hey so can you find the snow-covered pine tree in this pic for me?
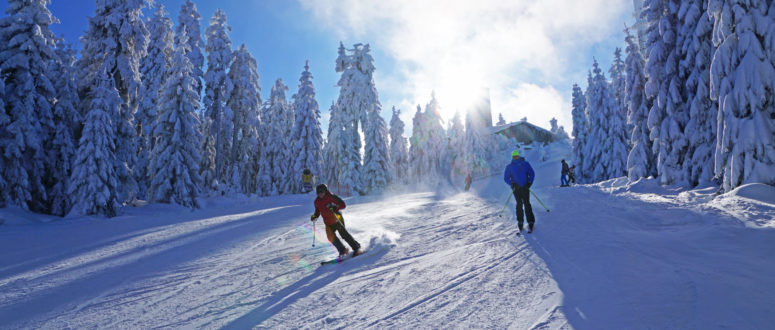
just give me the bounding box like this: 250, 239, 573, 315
291, 61, 323, 194
69, 68, 121, 217
447, 110, 467, 178
609, 47, 629, 136
497, 113, 506, 126
255, 100, 275, 195
266, 79, 293, 194
550, 118, 559, 133
409, 105, 427, 179
175, 0, 204, 100
644, 0, 690, 186
389, 107, 409, 184
0, 75, 8, 206
464, 110, 490, 178
361, 103, 392, 193
679, 0, 716, 187
708, 0, 775, 190
322, 102, 344, 189
0, 0, 59, 211
624, 28, 655, 182
148, 30, 202, 208
423, 92, 447, 179
333, 43, 383, 194
78, 0, 149, 203
570, 83, 587, 181
584, 59, 629, 182
203, 9, 234, 191
137, 4, 174, 200
47, 39, 81, 216
227, 45, 261, 194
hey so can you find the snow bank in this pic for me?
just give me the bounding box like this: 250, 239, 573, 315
724, 183, 775, 205
0, 206, 61, 226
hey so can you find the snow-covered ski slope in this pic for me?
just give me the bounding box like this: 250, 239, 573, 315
1, 143, 774, 329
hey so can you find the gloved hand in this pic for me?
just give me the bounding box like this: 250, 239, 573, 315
328, 206, 338, 213
525, 182, 532, 189
311, 214, 318, 221
511, 183, 519, 191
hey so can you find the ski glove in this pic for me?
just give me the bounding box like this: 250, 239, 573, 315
511, 183, 519, 191
311, 214, 318, 221
525, 182, 532, 189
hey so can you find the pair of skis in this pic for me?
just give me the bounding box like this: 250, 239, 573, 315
320, 250, 364, 266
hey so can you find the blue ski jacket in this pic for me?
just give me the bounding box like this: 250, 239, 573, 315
504, 158, 535, 188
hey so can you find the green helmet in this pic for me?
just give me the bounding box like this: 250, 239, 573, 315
511, 150, 520, 157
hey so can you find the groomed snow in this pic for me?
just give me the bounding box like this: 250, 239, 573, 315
1, 144, 774, 329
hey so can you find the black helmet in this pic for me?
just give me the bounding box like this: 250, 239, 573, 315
303, 168, 311, 175
316, 184, 328, 194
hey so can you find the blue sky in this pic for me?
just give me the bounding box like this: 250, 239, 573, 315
1, 0, 636, 133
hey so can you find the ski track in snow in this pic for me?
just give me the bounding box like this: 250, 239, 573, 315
0, 147, 773, 329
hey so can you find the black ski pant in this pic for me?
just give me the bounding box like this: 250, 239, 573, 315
326, 218, 360, 254
513, 187, 535, 229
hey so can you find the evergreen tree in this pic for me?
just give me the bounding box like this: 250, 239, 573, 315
78, 0, 149, 202
255, 100, 275, 195
464, 111, 490, 178
0, 0, 58, 211
291, 61, 323, 193
709, 0, 775, 190
227, 45, 261, 194
389, 107, 409, 184
570, 83, 587, 179
447, 110, 467, 177
362, 104, 392, 193
585, 59, 629, 182
0, 75, 8, 206
680, 0, 716, 187
47, 39, 81, 215
496, 113, 506, 126
332, 43, 383, 194
409, 105, 427, 179
609, 47, 628, 135
69, 69, 121, 217
422, 92, 447, 179
322, 101, 346, 190
624, 28, 655, 181
644, 0, 690, 186
203, 9, 233, 189
266, 79, 293, 194
148, 31, 202, 208
137, 4, 174, 199
175, 0, 204, 100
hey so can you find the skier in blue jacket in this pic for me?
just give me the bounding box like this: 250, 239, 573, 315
504, 150, 536, 233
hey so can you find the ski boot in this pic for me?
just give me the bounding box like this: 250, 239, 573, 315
338, 248, 350, 259
528, 224, 534, 234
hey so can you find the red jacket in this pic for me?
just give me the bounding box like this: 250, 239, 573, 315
313, 193, 346, 225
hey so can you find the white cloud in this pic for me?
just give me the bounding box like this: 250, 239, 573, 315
299, 0, 629, 130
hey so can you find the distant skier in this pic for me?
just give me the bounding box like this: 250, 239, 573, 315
568, 165, 576, 184
504, 150, 536, 233
561, 159, 570, 187
310, 184, 361, 258
465, 173, 473, 191
301, 169, 314, 193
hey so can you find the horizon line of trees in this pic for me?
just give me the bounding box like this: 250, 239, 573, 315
572, 0, 774, 192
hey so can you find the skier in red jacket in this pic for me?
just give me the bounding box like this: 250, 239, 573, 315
311, 184, 361, 258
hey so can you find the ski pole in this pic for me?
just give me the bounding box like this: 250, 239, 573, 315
312, 219, 317, 247
498, 189, 516, 218
529, 189, 550, 212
